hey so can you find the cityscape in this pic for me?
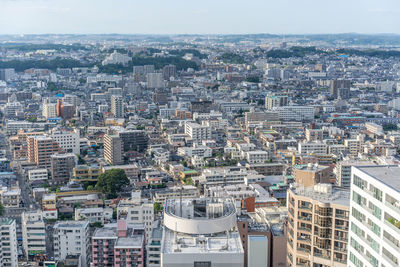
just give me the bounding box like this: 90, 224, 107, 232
1, 1, 400, 267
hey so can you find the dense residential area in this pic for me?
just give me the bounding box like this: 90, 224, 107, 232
0, 34, 400, 267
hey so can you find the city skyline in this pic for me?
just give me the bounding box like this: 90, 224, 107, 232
0, 0, 399, 34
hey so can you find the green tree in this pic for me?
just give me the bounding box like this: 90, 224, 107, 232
0, 203, 4, 216
95, 169, 129, 198
154, 202, 162, 213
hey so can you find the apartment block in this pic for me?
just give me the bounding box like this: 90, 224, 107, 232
287, 184, 349, 267
104, 134, 123, 165
184, 122, 211, 145
0, 218, 18, 267
53, 221, 90, 266
50, 153, 76, 185
92, 221, 145, 267
27, 136, 60, 168
348, 166, 400, 267
21, 210, 46, 260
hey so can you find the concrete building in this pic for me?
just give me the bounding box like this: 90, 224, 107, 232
28, 169, 48, 183
50, 129, 80, 155
27, 136, 60, 168
274, 106, 315, 121
104, 134, 123, 165
287, 184, 349, 267
294, 164, 331, 187
111, 95, 124, 118
330, 80, 351, 99
162, 64, 176, 80
161, 198, 244, 267
53, 221, 90, 266
118, 130, 148, 152
42, 101, 57, 119
265, 95, 288, 110
21, 210, 46, 260
50, 153, 76, 185
92, 221, 145, 267
184, 122, 211, 145
0, 218, 18, 267
147, 72, 164, 89
348, 166, 400, 267
305, 129, 323, 142
117, 193, 154, 241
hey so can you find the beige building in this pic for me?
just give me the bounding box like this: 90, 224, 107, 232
104, 134, 123, 165
294, 164, 332, 187
27, 136, 60, 168
287, 184, 350, 267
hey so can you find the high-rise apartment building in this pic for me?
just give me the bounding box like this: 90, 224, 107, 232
111, 95, 124, 118
0, 218, 18, 267
50, 153, 76, 185
50, 128, 80, 155
147, 73, 164, 89
21, 210, 46, 260
53, 221, 90, 266
118, 130, 148, 152
117, 192, 154, 241
42, 101, 57, 119
265, 95, 288, 110
104, 134, 123, 165
162, 64, 176, 80
184, 122, 211, 145
287, 184, 350, 267
330, 80, 351, 99
348, 165, 400, 267
92, 220, 145, 267
27, 136, 60, 168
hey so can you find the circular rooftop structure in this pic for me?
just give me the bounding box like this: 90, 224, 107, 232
164, 198, 237, 235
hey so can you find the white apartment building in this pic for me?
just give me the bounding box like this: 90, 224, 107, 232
53, 221, 90, 266
21, 210, 46, 259
274, 106, 315, 121
28, 169, 48, 182
349, 165, 400, 267
345, 138, 363, 156
177, 145, 212, 158
1, 188, 21, 208
200, 166, 258, 186
50, 129, 80, 155
75, 207, 113, 224
298, 142, 328, 155
184, 122, 211, 145
42, 102, 57, 119
0, 218, 18, 267
117, 193, 154, 241
244, 150, 270, 164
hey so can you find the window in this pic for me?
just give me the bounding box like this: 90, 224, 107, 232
353, 175, 367, 190
194, 262, 211, 267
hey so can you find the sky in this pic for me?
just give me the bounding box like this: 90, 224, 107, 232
0, 0, 400, 35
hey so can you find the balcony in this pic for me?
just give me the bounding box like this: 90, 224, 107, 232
334, 235, 348, 242
298, 216, 312, 222
385, 201, 400, 215
298, 227, 311, 233
297, 247, 311, 254
314, 252, 330, 260
385, 219, 400, 235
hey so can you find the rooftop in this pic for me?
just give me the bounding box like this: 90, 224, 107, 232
355, 165, 400, 192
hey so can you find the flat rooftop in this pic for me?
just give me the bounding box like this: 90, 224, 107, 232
356, 165, 400, 192
162, 227, 243, 254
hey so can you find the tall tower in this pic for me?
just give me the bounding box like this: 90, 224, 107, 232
111, 95, 123, 118
104, 134, 123, 165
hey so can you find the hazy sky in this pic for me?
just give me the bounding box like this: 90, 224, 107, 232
0, 0, 400, 34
